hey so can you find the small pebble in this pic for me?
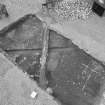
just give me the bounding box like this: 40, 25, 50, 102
30, 91, 38, 99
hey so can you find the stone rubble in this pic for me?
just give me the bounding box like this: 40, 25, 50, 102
51, 0, 94, 22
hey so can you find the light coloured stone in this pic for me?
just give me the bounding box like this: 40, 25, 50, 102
30, 91, 38, 99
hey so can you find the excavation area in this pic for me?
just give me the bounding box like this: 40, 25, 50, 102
0, 14, 105, 105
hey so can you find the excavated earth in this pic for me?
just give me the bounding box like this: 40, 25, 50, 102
0, 14, 105, 105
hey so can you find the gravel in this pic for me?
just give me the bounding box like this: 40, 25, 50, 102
49, 0, 94, 22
